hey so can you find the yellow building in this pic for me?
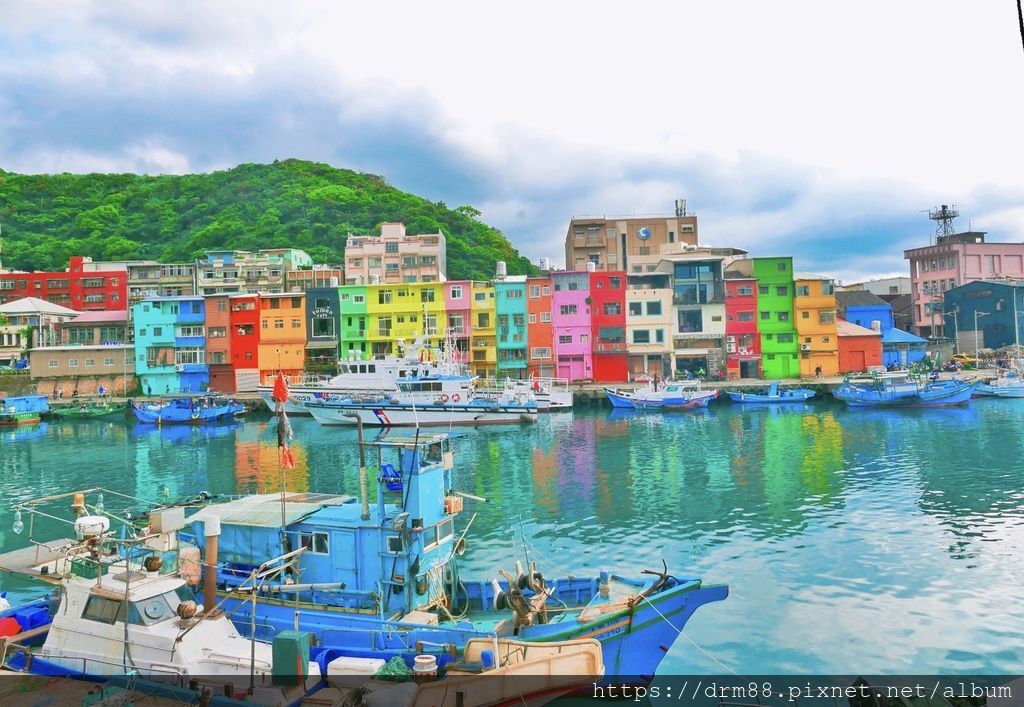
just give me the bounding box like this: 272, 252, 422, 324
365, 282, 446, 357
257, 293, 307, 383
794, 275, 838, 377
469, 281, 497, 378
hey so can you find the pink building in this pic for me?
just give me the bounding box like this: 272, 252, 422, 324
444, 280, 472, 361
904, 231, 1024, 336
344, 222, 447, 284
551, 271, 593, 381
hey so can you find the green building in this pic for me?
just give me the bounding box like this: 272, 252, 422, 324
494, 277, 529, 379
752, 257, 799, 379
337, 285, 368, 361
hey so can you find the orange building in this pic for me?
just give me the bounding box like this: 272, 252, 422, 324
205, 294, 235, 392
257, 293, 307, 384
836, 319, 883, 373
526, 277, 554, 378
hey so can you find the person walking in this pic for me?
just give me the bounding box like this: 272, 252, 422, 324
815, 365, 823, 379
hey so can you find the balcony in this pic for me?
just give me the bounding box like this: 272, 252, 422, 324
594, 342, 627, 353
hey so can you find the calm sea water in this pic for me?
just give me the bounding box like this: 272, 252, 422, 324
1, 400, 1022, 675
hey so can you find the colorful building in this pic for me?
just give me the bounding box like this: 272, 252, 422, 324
0, 256, 127, 310
257, 293, 306, 384
495, 276, 529, 379
228, 294, 260, 391
365, 282, 445, 358
195, 249, 312, 296
338, 285, 368, 361
794, 275, 838, 377
665, 253, 729, 376
753, 257, 799, 379
526, 277, 554, 378
589, 271, 628, 382
836, 319, 883, 373
724, 264, 760, 379
469, 282, 497, 378
625, 272, 673, 378
205, 295, 234, 392
444, 280, 472, 362
564, 209, 699, 273
344, 222, 447, 284
551, 272, 593, 381
942, 279, 1024, 352
132, 296, 207, 394
306, 287, 340, 369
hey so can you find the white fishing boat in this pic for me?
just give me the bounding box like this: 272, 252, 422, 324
974, 369, 1024, 398
605, 379, 718, 409
0, 492, 320, 705
304, 388, 539, 427
476, 377, 574, 411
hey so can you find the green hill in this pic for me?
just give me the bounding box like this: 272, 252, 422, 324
0, 159, 536, 280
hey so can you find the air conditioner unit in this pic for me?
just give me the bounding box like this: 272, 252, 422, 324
800, 344, 811, 351
738, 346, 750, 355
174, 363, 186, 372
726, 343, 736, 353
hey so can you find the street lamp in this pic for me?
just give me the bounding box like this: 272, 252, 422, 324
974, 311, 989, 363
944, 306, 959, 355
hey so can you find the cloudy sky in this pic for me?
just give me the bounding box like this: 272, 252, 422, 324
2, 1, 1023, 281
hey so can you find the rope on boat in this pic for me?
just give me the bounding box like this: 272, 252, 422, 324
638, 595, 738, 676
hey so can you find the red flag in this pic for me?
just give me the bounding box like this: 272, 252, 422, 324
280, 444, 296, 470
272, 372, 290, 403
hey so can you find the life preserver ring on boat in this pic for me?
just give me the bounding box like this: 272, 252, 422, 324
440, 394, 450, 403
452, 393, 461, 402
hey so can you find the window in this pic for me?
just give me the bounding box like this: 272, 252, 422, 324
802, 311, 810, 319
542, 286, 551, 296
83, 595, 125, 625
598, 326, 625, 342
759, 286, 769, 295
777, 333, 794, 343
274, 319, 284, 329
528, 285, 540, 299
776, 286, 788, 296
760, 311, 770, 320
822, 336, 831, 343
711, 315, 722, 322
796, 285, 810, 297
559, 304, 578, 316
737, 286, 753, 296
610, 277, 622, 289
450, 285, 463, 299
646, 301, 662, 315
632, 330, 650, 344
177, 325, 204, 337
568, 282, 579, 291
104, 357, 114, 366
421, 289, 436, 303
291, 318, 302, 328
628, 302, 642, 316
174, 348, 205, 365
656, 329, 664, 343
580, 334, 588, 343
297, 532, 329, 554
84, 358, 95, 367
68, 359, 79, 368
378, 291, 392, 305
208, 326, 227, 338
477, 313, 489, 328
777, 311, 790, 321
678, 310, 702, 332
558, 335, 572, 344
531, 347, 551, 360
153, 327, 162, 337
540, 312, 551, 323
777, 262, 787, 271
513, 314, 525, 327
504, 289, 523, 299
313, 318, 335, 337
738, 311, 754, 322
354, 295, 365, 304
819, 311, 835, 324
474, 292, 486, 301
217, 299, 228, 311
385, 242, 399, 253
191, 303, 200, 314
48, 359, 58, 368
603, 302, 621, 316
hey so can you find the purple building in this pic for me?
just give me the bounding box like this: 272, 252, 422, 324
551, 271, 593, 381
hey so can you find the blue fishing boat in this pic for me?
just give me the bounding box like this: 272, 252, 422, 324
131, 394, 245, 424
974, 369, 1024, 398
0, 395, 50, 426
833, 372, 976, 408
171, 431, 727, 681
727, 381, 815, 404
604, 380, 717, 409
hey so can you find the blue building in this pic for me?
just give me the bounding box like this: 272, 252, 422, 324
837, 290, 926, 366
943, 280, 1024, 352
132, 296, 209, 394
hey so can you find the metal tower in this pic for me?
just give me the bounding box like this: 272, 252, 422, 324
928, 204, 959, 242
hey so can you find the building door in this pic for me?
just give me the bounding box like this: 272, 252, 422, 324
848, 351, 865, 372
740, 359, 759, 378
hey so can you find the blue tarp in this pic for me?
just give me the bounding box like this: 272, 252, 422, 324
881, 328, 927, 344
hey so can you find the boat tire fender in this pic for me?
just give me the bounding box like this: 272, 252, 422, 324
452, 393, 460, 402
440, 394, 449, 403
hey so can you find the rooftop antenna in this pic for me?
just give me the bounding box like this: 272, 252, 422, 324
675, 199, 688, 217
928, 204, 959, 244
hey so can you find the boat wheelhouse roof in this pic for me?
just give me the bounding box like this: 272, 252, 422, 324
188, 492, 355, 528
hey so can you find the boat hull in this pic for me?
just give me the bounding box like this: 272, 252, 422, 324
974, 383, 1024, 398
130, 402, 245, 424
306, 401, 538, 426
726, 389, 815, 403
258, 386, 329, 414
605, 387, 717, 410
834, 381, 976, 407
0, 412, 42, 426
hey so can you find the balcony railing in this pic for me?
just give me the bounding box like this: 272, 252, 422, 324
594, 342, 627, 353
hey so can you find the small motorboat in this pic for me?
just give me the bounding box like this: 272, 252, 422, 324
833, 372, 976, 408
974, 369, 1024, 398
50, 401, 125, 419
727, 381, 815, 404
604, 379, 717, 409
0, 395, 49, 426
131, 394, 246, 424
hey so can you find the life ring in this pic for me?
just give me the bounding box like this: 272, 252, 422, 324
440, 394, 450, 403
452, 393, 460, 402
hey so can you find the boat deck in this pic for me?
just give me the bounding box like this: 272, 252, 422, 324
0, 539, 77, 580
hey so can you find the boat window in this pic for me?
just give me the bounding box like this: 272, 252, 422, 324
432, 382, 442, 392
399, 370, 406, 378
368, 365, 375, 373
83, 595, 126, 625
436, 518, 454, 544
387, 535, 403, 553
298, 532, 329, 554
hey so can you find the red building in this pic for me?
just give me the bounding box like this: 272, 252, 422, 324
837, 319, 883, 373
526, 277, 554, 378
589, 270, 628, 382
724, 275, 761, 378
228, 294, 261, 392
0, 256, 127, 311
205, 295, 235, 392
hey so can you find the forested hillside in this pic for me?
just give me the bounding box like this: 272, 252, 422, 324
0, 159, 536, 280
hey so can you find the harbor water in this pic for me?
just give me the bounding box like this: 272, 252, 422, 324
1, 399, 1022, 675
